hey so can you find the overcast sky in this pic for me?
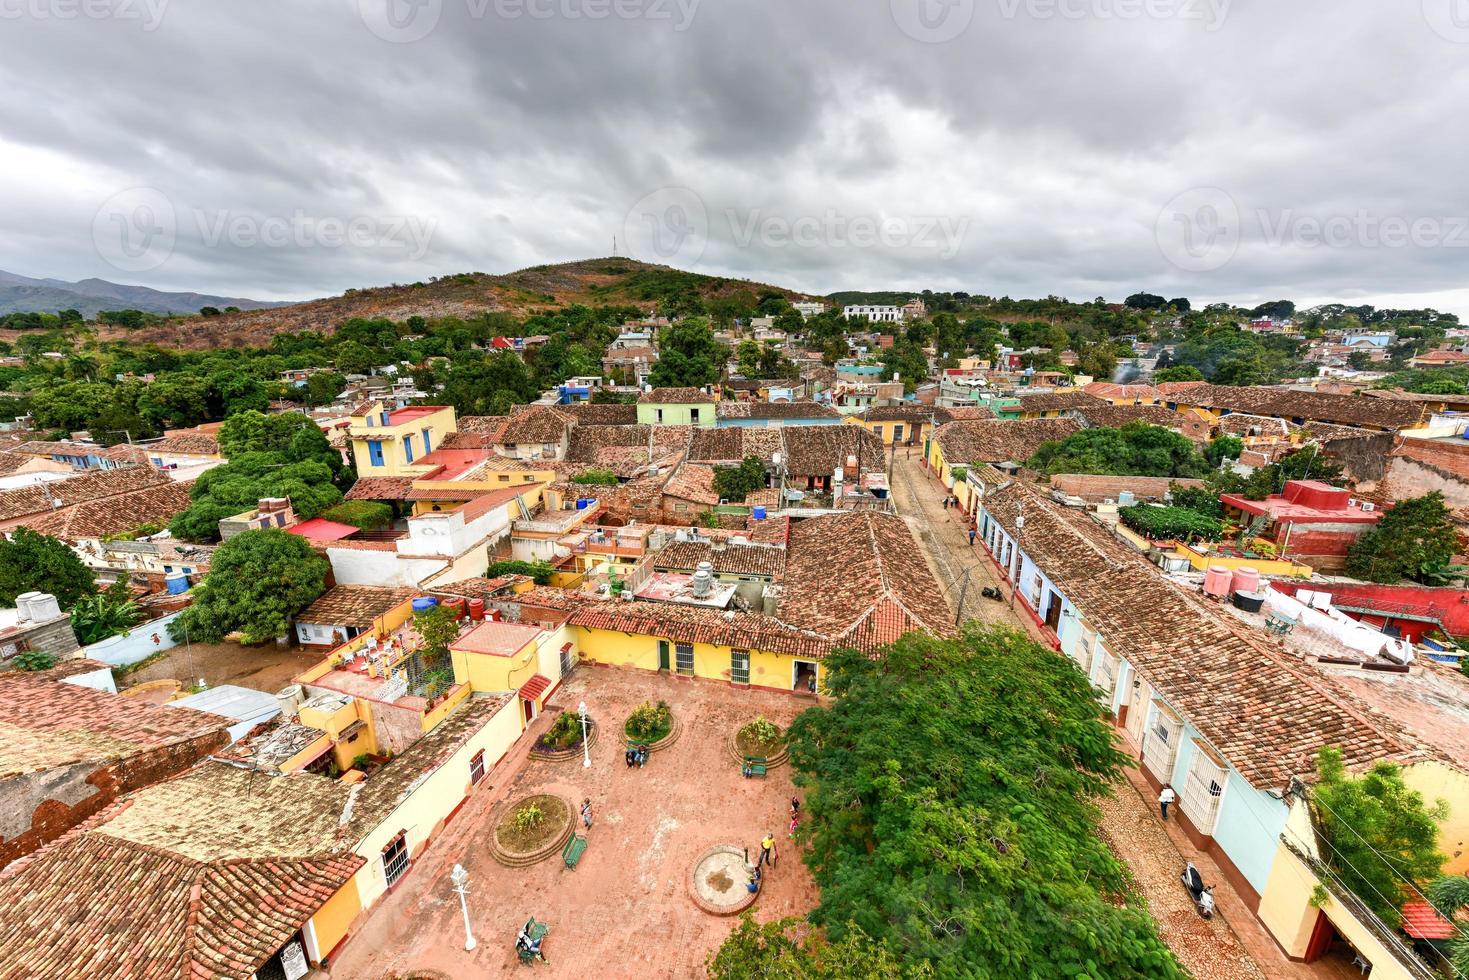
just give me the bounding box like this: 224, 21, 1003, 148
3, 0, 1468, 314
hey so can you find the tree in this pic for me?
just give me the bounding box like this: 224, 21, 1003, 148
1204, 434, 1243, 467
1346, 351, 1373, 371
570, 469, 619, 486
199, 306, 222, 317
713, 456, 767, 502
0, 527, 97, 609
1027, 423, 1209, 478
1345, 492, 1462, 585
486, 559, 554, 585
1124, 292, 1167, 310
413, 604, 459, 665
784, 626, 1185, 977
70, 589, 144, 646
1313, 747, 1446, 927
169, 529, 328, 644
1152, 365, 1204, 383
320, 501, 393, 530
649, 318, 721, 388
1427, 874, 1469, 978
708, 914, 919, 979
736, 339, 762, 377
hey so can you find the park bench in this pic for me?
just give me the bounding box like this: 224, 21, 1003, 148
562, 833, 588, 870
516, 917, 549, 966
742, 756, 768, 778
627, 741, 649, 767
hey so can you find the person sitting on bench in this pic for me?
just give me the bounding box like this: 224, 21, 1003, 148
516, 929, 545, 961
625, 747, 637, 768
634, 745, 648, 767
746, 864, 762, 894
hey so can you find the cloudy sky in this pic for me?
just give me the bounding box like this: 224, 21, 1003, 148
3, 0, 1468, 314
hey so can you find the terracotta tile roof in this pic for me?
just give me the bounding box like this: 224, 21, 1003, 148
0, 674, 228, 779
688, 427, 745, 462
1168, 384, 1426, 431
1215, 413, 1294, 437
0, 824, 362, 980
567, 424, 656, 462
12, 440, 102, 457
602, 345, 658, 362
1049, 474, 1206, 503
717, 401, 840, 420
653, 539, 786, 578
0, 450, 32, 475
0, 465, 171, 522
747, 513, 789, 545
933, 405, 995, 423
296, 585, 420, 629
146, 433, 221, 456
521, 587, 835, 658
429, 575, 530, 600
855, 404, 934, 423
455, 415, 508, 434
18, 479, 195, 540
1155, 381, 1208, 396
493, 405, 574, 444
562, 403, 638, 425
343, 476, 415, 500
1074, 405, 1186, 429
347, 694, 514, 835
638, 387, 713, 404
1015, 390, 1105, 413
100, 443, 154, 464
1082, 382, 1161, 401
981, 479, 1428, 789
778, 425, 884, 478
661, 461, 720, 504
933, 418, 1082, 465
778, 512, 953, 651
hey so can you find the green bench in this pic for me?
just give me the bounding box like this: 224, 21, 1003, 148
1265, 615, 1295, 636
742, 756, 768, 778
516, 917, 549, 965
562, 833, 588, 870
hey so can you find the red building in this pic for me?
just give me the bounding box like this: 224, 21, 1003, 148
1220, 480, 1383, 571
1269, 581, 1469, 645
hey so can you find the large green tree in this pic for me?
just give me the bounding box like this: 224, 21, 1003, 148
1345, 492, 1463, 585
782, 626, 1184, 978
170, 529, 328, 644
0, 527, 97, 609
1027, 423, 1208, 478
1313, 748, 1446, 928
707, 914, 919, 980
649, 318, 722, 388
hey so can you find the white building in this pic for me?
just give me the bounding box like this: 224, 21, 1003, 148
793, 301, 826, 319
843, 305, 903, 322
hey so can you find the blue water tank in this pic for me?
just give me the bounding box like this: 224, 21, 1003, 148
164, 571, 189, 595
752, 506, 767, 520
411, 597, 439, 613
576, 498, 590, 510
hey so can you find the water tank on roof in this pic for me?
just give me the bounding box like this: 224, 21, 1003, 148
1203, 566, 1233, 597
691, 568, 714, 598
1231, 567, 1260, 595
576, 498, 590, 510
468, 598, 486, 621
441, 597, 466, 620
752, 506, 767, 520
412, 597, 439, 614
1117, 491, 1135, 506
164, 571, 190, 595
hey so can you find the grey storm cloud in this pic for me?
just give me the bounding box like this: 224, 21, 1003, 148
2, 0, 1468, 313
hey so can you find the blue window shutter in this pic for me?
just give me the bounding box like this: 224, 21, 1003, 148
422, 427, 432, 455
405, 439, 414, 464
368, 440, 384, 466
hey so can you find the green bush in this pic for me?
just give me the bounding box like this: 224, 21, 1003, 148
485, 558, 554, 585
713, 456, 767, 502
539, 710, 585, 749
12, 650, 57, 672
513, 801, 545, 832
321, 500, 393, 530
738, 716, 782, 746
626, 700, 672, 742
571, 469, 619, 486
1120, 504, 1222, 542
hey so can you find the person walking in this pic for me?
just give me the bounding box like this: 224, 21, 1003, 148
968, 526, 977, 547
1158, 784, 1176, 822
581, 798, 593, 831
759, 832, 776, 867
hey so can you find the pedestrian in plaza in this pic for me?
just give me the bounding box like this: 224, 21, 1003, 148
759, 832, 776, 867
968, 527, 977, 547
1159, 784, 1176, 822
581, 798, 593, 830
790, 796, 800, 818
788, 810, 799, 837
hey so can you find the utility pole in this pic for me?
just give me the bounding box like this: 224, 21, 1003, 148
1009, 503, 1025, 609
954, 565, 974, 628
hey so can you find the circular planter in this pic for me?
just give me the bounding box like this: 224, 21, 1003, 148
488, 794, 574, 868
689, 844, 760, 916
621, 713, 681, 753
726, 729, 789, 770
530, 717, 599, 763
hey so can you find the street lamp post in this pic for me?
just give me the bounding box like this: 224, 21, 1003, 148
578, 701, 591, 768
450, 863, 476, 951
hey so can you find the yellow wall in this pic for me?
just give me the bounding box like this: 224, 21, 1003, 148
348, 404, 458, 478
1404, 760, 1469, 875
572, 624, 812, 691
845, 416, 931, 446
279, 731, 335, 773
419, 682, 472, 733
350, 695, 522, 909
1171, 544, 1314, 578
308, 878, 363, 965
451, 636, 540, 694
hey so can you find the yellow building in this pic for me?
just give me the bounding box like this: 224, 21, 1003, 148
449, 618, 576, 725
845, 405, 933, 447
347, 401, 458, 477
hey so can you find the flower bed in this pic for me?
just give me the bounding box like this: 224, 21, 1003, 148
489, 794, 573, 868
728, 716, 788, 769
622, 700, 681, 753
531, 712, 597, 762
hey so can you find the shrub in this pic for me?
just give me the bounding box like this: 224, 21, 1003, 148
512, 801, 545, 832
626, 700, 672, 741
485, 558, 554, 585
571, 469, 619, 486
12, 650, 57, 672
1120, 504, 1222, 542
321, 500, 393, 530
713, 456, 767, 502
738, 716, 782, 746
541, 711, 585, 748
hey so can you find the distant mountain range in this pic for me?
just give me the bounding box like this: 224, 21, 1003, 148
0, 270, 292, 317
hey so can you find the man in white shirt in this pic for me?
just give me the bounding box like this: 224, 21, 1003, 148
1159, 785, 1176, 821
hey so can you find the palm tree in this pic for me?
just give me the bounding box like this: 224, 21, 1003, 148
1427, 875, 1469, 976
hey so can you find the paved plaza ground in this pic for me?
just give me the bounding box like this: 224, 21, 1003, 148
327, 667, 818, 979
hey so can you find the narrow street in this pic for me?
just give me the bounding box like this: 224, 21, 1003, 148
889, 446, 1277, 980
